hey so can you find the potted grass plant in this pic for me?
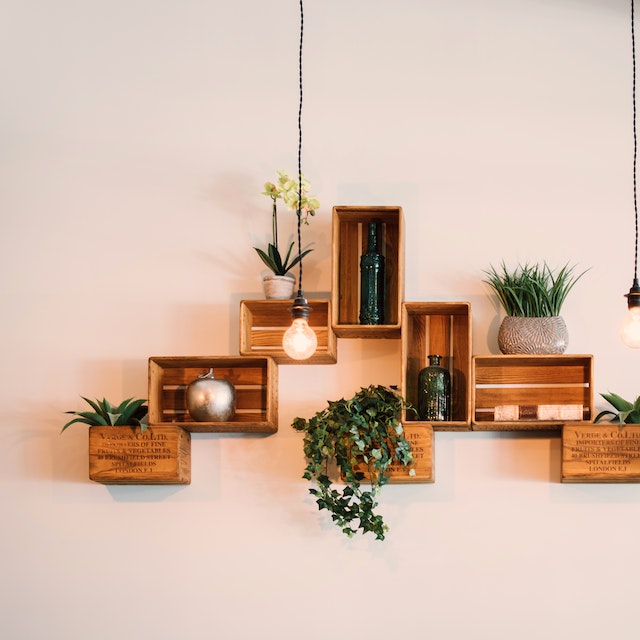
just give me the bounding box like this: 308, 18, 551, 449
482, 261, 588, 354
292, 384, 416, 540
255, 170, 319, 299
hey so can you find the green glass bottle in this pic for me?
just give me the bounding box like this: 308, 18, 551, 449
359, 221, 385, 324
418, 355, 451, 421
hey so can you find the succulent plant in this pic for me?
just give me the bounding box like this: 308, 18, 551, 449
594, 392, 640, 424
62, 396, 148, 433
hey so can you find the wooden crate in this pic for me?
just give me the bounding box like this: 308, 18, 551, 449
386, 424, 434, 483
472, 354, 593, 431
89, 425, 191, 485
401, 302, 472, 431
148, 356, 278, 433
562, 423, 640, 483
239, 299, 337, 364
347, 424, 434, 484
331, 206, 404, 338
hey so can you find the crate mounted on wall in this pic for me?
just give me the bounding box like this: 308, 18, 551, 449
148, 356, 278, 433
471, 354, 594, 431
239, 299, 337, 364
89, 425, 191, 485
331, 206, 404, 338
401, 301, 472, 430
348, 424, 434, 484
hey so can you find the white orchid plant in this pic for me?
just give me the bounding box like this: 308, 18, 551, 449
254, 170, 319, 277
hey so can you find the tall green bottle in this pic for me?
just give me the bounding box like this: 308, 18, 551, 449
359, 222, 385, 324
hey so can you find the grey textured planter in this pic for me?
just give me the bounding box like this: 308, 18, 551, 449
498, 316, 568, 355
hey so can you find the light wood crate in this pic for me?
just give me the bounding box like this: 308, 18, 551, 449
331, 206, 404, 338
148, 356, 278, 433
472, 354, 593, 431
239, 299, 337, 364
347, 424, 434, 484
89, 425, 191, 485
562, 423, 640, 483
401, 301, 472, 431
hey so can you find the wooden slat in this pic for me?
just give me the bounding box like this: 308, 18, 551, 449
474, 386, 590, 408
242, 302, 330, 327
384, 221, 400, 325
160, 411, 266, 424
248, 327, 329, 350
160, 386, 265, 411
337, 220, 359, 325
159, 366, 266, 386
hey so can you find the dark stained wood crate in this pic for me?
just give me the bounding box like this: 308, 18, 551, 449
148, 356, 278, 433
239, 299, 337, 364
401, 302, 472, 430
472, 354, 593, 431
331, 206, 404, 338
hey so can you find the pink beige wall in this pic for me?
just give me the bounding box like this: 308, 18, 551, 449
1, 1, 638, 638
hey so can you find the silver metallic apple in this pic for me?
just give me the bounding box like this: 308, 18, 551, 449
186, 368, 236, 422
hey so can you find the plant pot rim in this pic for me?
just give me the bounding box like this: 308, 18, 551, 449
263, 273, 295, 281
504, 315, 565, 319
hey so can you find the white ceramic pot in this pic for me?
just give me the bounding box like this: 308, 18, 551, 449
262, 274, 296, 300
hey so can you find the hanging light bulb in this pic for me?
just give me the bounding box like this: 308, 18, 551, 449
622, 280, 640, 347
282, 0, 317, 360
622, 0, 640, 348
283, 294, 318, 360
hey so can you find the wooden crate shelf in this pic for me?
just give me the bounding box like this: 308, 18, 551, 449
472, 354, 594, 431
386, 424, 434, 483
89, 425, 191, 485
239, 299, 337, 364
562, 423, 640, 483
331, 206, 404, 338
348, 424, 434, 484
148, 356, 278, 433
401, 302, 472, 430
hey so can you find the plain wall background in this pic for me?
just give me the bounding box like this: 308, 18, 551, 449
2, 1, 639, 638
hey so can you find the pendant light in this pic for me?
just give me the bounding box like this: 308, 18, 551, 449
622, 0, 640, 348
282, 0, 318, 360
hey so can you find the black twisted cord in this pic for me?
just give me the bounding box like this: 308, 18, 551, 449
631, 0, 638, 286
296, 0, 304, 296
633, 0, 639, 283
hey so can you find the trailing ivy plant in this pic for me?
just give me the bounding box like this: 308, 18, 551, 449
594, 392, 640, 424
292, 384, 416, 541
61, 397, 148, 433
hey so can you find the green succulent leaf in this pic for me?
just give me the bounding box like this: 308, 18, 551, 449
594, 392, 640, 424
61, 396, 148, 433
601, 392, 633, 412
